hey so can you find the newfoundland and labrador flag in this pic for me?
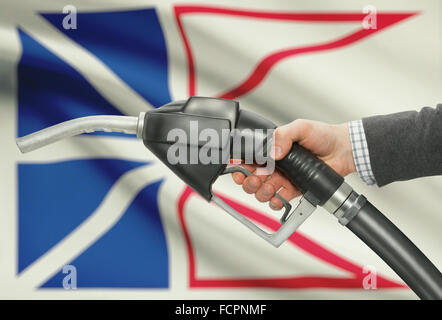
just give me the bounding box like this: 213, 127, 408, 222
0, 0, 441, 299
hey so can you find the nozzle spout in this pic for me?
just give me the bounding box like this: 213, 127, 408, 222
16, 115, 143, 153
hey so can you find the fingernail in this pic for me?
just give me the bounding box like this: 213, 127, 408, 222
270, 144, 278, 159
273, 146, 282, 159
269, 202, 278, 210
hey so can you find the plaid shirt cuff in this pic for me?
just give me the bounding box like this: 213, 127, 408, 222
349, 120, 377, 186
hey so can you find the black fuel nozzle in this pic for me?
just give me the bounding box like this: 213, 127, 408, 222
15, 96, 344, 247
141, 96, 240, 201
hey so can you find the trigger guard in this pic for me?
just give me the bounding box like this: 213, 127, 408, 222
222, 166, 292, 221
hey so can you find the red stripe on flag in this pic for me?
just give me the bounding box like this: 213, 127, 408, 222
177, 186, 405, 289
174, 5, 417, 99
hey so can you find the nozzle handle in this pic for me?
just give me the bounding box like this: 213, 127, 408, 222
236, 109, 344, 207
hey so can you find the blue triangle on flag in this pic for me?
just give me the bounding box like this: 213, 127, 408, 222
17, 29, 132, 137
18, 159, 151, 274
41, 8, 172, 108
40, 179, 168, 288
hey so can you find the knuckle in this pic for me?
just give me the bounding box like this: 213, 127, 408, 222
243, 185, 254, 194
262, 183, 275, 196
255, 192, 267, 203
270, 198, 282, 210
294, 118, 311, 131
232, 173, 243, 184
244, 178, 259, 192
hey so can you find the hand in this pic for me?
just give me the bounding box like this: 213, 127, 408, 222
232, 119, 356, 210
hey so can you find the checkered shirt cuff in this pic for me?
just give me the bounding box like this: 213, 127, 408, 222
349, 120, 377, 186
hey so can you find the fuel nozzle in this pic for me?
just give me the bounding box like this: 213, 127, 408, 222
16, 97, 331, 248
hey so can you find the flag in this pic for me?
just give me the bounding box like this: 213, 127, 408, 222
0, 0, 440, 299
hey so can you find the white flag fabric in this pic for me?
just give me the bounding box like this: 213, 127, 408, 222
0, 0, 440, 299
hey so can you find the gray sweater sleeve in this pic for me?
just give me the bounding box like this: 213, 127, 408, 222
362, 104, 442, 186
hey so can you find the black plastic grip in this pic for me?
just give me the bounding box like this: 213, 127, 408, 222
276, 143, 344, 206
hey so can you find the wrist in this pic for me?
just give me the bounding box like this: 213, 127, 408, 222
348, 120, 377, 186
337, 122, 357, 176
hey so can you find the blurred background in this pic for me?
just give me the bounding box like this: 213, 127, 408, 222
0, 0, 440, 299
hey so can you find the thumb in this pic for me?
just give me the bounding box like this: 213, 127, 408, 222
271, 126, 294, 160
272, 120, 309, 160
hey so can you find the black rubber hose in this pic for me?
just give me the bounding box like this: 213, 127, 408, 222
276, 143, 343, 206
347, 201, 442, 300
